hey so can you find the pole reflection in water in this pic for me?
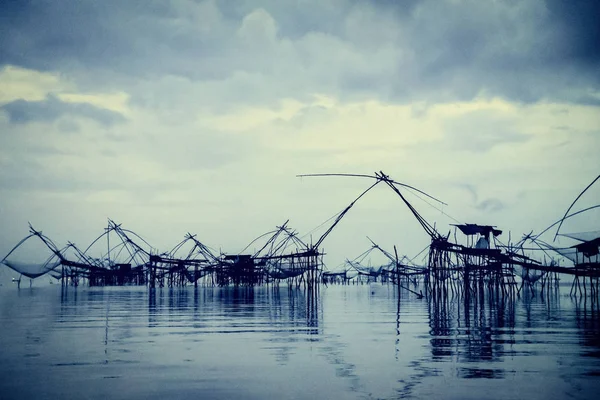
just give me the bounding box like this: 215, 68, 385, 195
0, 284, 599, 400
394, 283, 600, 399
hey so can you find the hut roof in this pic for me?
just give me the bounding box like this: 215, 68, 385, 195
571, 237, 600, 257
452, 224, 502, 237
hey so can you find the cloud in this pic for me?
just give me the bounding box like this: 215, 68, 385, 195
456, 184, 478, 204
0, 65, 70, 103
1, 94, 126, 126
441, 109, 531, 152
279, 104, 334, 129
475, 198, 505, 213
450, 184, 504, 213
544, 0, 600, 66
0, 1, 599, 264
1, 0, 598, 108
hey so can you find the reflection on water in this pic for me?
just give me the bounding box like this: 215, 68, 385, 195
1, 284, 599, 399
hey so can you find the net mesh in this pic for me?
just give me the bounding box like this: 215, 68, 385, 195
559, 230, 600, 243
2, 260, 61, 279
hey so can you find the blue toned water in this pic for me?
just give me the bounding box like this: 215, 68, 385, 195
0, 284, 599, 399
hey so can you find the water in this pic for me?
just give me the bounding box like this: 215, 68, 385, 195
0, 284, 599, 399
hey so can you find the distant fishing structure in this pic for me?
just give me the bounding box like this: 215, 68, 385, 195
1, 220, 324, 289
1, 171, 598, 300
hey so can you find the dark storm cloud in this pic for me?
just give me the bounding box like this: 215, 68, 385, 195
0, 0, 598, 105
0, 0, 122, 71
0, 0, 236, 80
1, 95, 126, 126
544, 0, 600, 65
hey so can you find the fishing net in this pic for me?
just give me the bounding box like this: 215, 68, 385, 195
547, 247, 579, 263
547, 246, 600, 265
354, 265, 383, 276
345, 269, 358, 279
2, 260, 61, 279
265, 261, 307, 279
266, 269, 306, 279
558, 230, 600, 243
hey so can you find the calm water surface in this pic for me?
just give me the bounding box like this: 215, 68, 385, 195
1, 284, 599, 399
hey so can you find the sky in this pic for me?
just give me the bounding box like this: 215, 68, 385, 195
1, 0, 599, 269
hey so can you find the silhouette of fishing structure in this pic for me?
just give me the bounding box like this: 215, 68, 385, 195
2, 172, 598, 299
320, 239, 424, 300
511, 174, 600, 298
217, 220, 323, 288
298, 172, 518, 297
300, 171, 600, 299
1, 220, 326, 289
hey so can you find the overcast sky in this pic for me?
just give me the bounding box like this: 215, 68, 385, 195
1, 0, 599, 268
